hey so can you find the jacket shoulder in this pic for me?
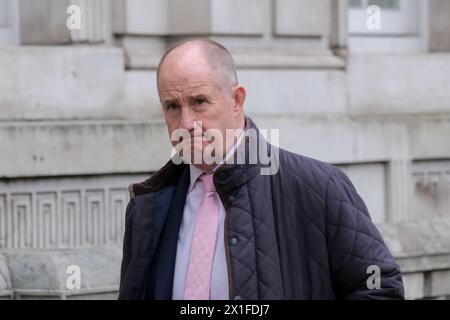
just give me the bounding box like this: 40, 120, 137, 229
277, 148, 345, 198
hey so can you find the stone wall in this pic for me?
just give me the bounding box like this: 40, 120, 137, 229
1, 0, 450, 299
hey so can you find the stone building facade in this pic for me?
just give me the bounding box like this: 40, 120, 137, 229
1, 0, 450, 299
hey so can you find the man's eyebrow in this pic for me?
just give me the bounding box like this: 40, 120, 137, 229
162, 98, 179, 105
187, 94, 209, 101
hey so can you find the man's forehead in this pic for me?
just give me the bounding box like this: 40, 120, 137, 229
159, 67, 217, 85
159, 81, 216, 97
158, 49, 222, 92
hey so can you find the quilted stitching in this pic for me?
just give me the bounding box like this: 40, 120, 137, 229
226, 147, 404, 299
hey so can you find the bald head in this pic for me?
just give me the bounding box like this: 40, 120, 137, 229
157, 39, 238, 93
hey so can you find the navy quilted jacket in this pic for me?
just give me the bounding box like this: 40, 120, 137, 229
118, 117, 404, 300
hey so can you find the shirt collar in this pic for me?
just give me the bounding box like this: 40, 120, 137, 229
188, 130, 245, 192
188, 164, 205, 192
214, 130, 245, 171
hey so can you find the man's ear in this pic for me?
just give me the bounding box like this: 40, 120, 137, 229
232, 85, 246, 117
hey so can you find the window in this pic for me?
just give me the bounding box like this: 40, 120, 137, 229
0, 0, 8, 27
0, 0, 19, 45
348, 0, 425, 52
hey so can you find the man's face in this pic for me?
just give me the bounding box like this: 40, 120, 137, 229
157, 48, 245, 170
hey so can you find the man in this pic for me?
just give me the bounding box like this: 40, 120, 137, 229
118, 39, 404, 300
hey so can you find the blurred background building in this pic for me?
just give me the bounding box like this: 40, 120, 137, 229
1, 0, 450, 299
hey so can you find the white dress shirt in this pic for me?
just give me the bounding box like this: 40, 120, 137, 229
172, 132, 244, 300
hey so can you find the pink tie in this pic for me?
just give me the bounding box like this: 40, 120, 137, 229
184, 173, 220, 300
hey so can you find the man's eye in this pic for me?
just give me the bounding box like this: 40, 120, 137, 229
167, 104, 179, 110
195, 99, 205, 105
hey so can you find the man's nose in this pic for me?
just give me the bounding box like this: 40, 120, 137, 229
178, 107, 197, 132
